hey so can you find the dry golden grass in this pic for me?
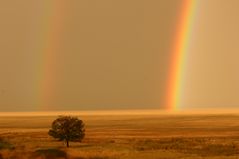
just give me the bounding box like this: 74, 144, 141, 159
0, 114, 239, 158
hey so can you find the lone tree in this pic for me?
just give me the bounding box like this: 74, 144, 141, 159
48, 116, 85, 147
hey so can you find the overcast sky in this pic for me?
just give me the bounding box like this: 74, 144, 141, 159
0, 0, 238, 111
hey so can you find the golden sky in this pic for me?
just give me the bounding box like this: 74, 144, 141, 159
0, 0, 238, 111
182, 0, 239, 109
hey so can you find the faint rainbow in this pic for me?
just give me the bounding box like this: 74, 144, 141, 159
167, 0, 198, 110
38, 1, 65, 110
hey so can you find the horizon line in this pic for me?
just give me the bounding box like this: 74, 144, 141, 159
0, 108, 239, 116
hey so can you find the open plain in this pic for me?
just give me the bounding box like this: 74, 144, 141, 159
0, 113, 239, 159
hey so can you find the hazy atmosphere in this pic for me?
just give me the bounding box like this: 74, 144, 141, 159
0, 0, 238, 111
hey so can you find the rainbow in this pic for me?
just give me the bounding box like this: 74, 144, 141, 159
167, 0, 198, 110
37, 1, 65, 110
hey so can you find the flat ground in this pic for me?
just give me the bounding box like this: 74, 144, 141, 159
0, 114, 239, 159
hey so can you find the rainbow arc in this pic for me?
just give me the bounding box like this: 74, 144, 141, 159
167, 0, 198, 110
37, 1, 65, 110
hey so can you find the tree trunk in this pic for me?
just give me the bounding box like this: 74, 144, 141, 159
66, 140, 69, 148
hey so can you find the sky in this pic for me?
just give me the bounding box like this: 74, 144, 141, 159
0, 0, 238, 111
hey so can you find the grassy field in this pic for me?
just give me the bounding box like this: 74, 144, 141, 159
0, 114, 239, 158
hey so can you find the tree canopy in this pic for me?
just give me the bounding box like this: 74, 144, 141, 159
48, 116, 85, 147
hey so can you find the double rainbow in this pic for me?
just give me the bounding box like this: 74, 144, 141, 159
167, 0, 198, 110
36, 1, 197, 111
